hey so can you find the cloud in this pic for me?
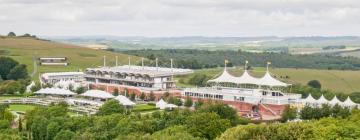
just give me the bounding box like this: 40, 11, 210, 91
0, 0, 359, 36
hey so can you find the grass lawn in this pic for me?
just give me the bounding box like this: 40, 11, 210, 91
133, 104, 158, 112
9, 104, 37, 112
0, 96, 23, 100
177, 67, 360, 94
0, 37, 141, 81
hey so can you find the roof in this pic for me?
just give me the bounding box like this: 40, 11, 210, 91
302, 94, 317, 104
42, 72, 84, 79
329, 96, 342, 105
316, 95, 329, 104
166, 104, 178, 108
81, 90, 115, 99
208, 68, 237, 83
114, 95, 136, 106
86, 65, 193, 77
235, 70, 260, 85
208, 67, 289, 87
343, 97, 357, 107
258, 71, 289, 87
156, 99, 168, 107
34, 88, 76, 96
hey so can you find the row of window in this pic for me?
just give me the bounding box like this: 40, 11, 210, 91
184, 92, 224, 99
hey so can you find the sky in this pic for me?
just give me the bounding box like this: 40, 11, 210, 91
0, 0, 360, 37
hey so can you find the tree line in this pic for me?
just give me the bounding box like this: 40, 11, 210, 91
0, 57, 30, 95
121, 49, 360, 70
0, 100, 248, 140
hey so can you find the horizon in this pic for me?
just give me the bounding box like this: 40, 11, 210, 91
1, 0, 360, 37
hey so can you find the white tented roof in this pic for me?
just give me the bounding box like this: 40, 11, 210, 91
343, 97, 357, 107
34, 88, 76, 96
329, 96, 342, 105
81, 90, 115, 99
114, 95, 136, 106
166, 104, 178, 108
207, 67, 289, 87
208, 68, 237, 83
258, 71, 289, 87
235, 70, 260, 85
156, 99, 168, 109
302, 94, 317, 104
316, 95, 329, 104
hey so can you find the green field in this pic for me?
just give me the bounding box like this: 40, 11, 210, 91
176, 67, 360, 94
133, 104, 158, 112
9, 104, 36, 112
0, 37, 141, 80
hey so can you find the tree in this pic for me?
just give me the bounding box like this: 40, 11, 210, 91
195, 99, 204, 109
113, 88, 119, 96
7, 32, 16, 37
281, 105, 297, 122
198, 102, 243, 126
184, 96, 193, 107
75, 86, 86, 94
0, 120, 10, 130
0, 57, 19, 80
97, 99, 125, 115
18, 117, 22, 132
130, 92, 136, 101
31, 82, 41, 92
54, 130, 75, 140
307, 80, 321, 89
150, 125, 203, 140
349, 92, 360, 103
188, 74, 209, 87
6, 64, 28, 80
163, 92, 170, 99
186, 112, 231, 139
140, 92, 145, 100
149, 91, 156, 101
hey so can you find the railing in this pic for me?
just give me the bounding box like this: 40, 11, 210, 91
0, 97, 99, 114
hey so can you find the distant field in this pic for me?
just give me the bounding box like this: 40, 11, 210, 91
176, 67, 360, 94
0, 37, 141, 80
339, 50, 360, 58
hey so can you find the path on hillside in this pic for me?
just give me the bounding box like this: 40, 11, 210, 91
30, 55, 37, 78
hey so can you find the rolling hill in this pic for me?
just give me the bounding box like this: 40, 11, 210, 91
0, 37, 141, 80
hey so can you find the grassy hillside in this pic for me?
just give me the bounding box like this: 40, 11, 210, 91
0, 37, 141, 80
176, 67, 360, 94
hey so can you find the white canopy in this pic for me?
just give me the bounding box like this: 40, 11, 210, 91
26, 81, 35, 92
208, 68, 237, 83
66, 98, 102, 106
34, 88, 76, 96
329, 96, 342, 106
81, 90, 115, 99
207, 67, 289, 87
156, 99, 168, 109
165, 104, 178, 108
235, 70, 260, 85
302, 94, 317, 104
343, 97, 358, 107
54, 80, 81, 90
258, 71, 289, 87
114, 95, 136, 106
316, 95, 329, 105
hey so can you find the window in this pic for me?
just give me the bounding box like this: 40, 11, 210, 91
234, 96, 244, 101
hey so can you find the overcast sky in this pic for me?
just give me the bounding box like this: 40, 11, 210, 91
0, 0, 360, 37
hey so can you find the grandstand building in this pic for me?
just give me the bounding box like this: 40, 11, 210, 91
182, 61, 302, 120
40, 72, 85, 85
84, 58, 193, 98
